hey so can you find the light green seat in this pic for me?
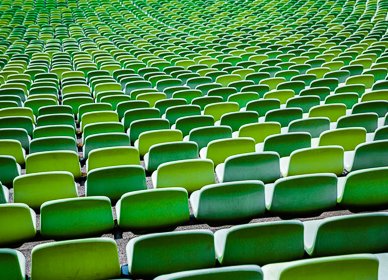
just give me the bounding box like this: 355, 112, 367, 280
86, 146, 140, 171
203, 102, 239, 121
339, 167, 388, 210
346, 74, 374, 88
154, 265, 263, 280
349, 140, 388, 171
361, 90, 388, 102
0, 203, 36, 246
201, 137, 256, 166
145, 141, 198, 172
135, 129, 183, 156
215, 221, 304, 266
267, 174, 337, 216
31, 237, 121, 280
190, 180, 265, 224
216, 152, 280, 183
237, 122, 281, 143
262, 254, 378, 280
83, 133, 130, 159
80, 111, 119, 131
309, 104, 347, 122
264, 89, 294, 104
187, 125, 232, 149
40, 196, 114, 239
117, 188, 190, 232
126, 230, 215, 279
14, 171, 78, 210
82, 122, 124, 142
0, 107, 34, 123
25, 151, 82, 179
86, 165, 146, 202
0, 139, 25, 164
304, 213, 388, 257
0, 249, 26, 280
318, 128, 366, 151
152, 159, 215, 193
284, 146, 344, 177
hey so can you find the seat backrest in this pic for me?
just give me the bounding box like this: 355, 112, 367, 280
351, 140, 388, 171
127, 230, 215, 278
31, 237, 121, 279
0, 249, 26, 280
264, 132, 311, 157
189, 126, 232, 149
40, 196, 114, 239
319, 128, 367, 151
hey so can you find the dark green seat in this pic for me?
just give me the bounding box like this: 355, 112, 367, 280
0, 155, 21, 187
40, 196, 114, 239
0, 249, 26, 280
30, 136, 77, 153
304, 213, 388, 257
187, 125, 232, 149
190, 180, 265, 224
288, 118, 330, 138
215, 221, 304, 266
349, 140, 388, 171
86, 165, 146, 202
265, 108, 303, 127
337, 113, 378, 133
126, 230, 215, 278
117, 188, 190, 232
267, 173, 337, 216
263, 132, 311, 157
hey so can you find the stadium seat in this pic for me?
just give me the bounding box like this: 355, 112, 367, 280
117, 188, 190, 232
186, 125, 232, 149
304, 213, 388, 257
31, 237, 121, 280
190, 180, 265, 224
135, 129, 183, 156
267, 173, 337, 216
0, 155, 21, 187
127, 230, 215, 278
86, 165, 147, 202
0, 249, 26, 280
40, 196, 114, 239
0, 203, 36, 246
152, 159, 215, 193
214, 221, 304, 266
347, 140, 388, 171
13, 171, 78, 210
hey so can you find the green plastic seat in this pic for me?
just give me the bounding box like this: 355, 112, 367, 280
203, 102, 239, 121
0, 155, 21, 187
25, 151, 82, 179
37, 114, 75, 128
309, 104, 347, 122
33, 125, 76, 139
286, 96, 321, 113
14, 171, 78, 210
304, 213, 388, 257
0, 203, 36, 246
78, 103, 113, 121
83, 132, 130, 159
135, 129, 183, 156
267, 173, 337, 216
318, 128, 366, 151
339, 167, 388, 210
30, 136, 77, 154
82, 122, 124, 142
0, 139, 25, 165
284, 146, 344, 177
40, 196, 114, 239
263, 132, 311, 157
126, 230, 215, 279
262, 254, 378, 280
336, 113, 378, 133
265, 108, 303, 127
86, 146, 140, 171
144, 141, 198, 172
123, 108, 161, 130
264, 89, 294, 104
215, 221, 304, 266
0, 116, 33, 136
173, 115, 214, 136
374, 126, 388, 141
190, 180, 265, 224
164, 104, 201, 124
152, 159, 215, 193
117, 188, 190, 232
0, 249, 26, 280
349, 140, 388, 171
0, 128, 29, 151
154, 265, 263, 280
86, 165, 146, 202
325, 93, 359, 109
31, 237, 121, 280
201, 137, 256, 166
288, 118, 330, 138
80, 110, 119, 131
219, 111, 259, 132
352, 101, 388, 117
